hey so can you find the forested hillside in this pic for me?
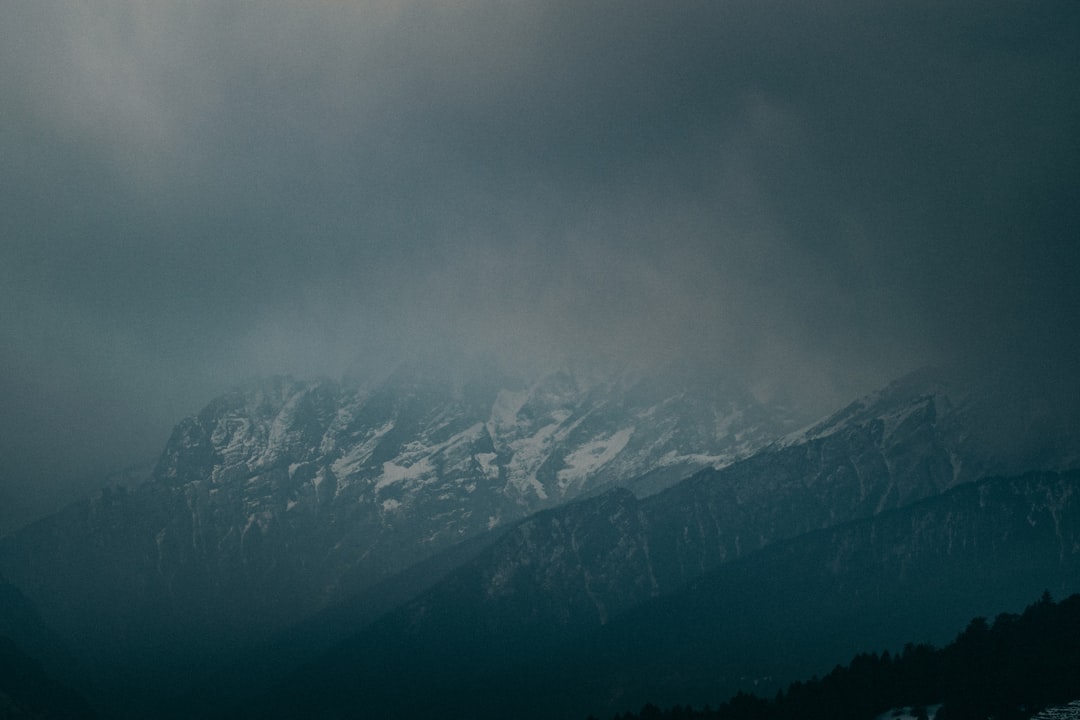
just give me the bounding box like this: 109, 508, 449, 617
607, 592, 1080, 720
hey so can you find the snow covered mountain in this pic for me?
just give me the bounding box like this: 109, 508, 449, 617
286, 365, 1080, 683
781, 364, 1080, 491
5, 363, 1076, 719
253, 365, 1080, 719
0, 362, 797, 672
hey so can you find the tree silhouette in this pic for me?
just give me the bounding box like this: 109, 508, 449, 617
609, 592, 1080, 720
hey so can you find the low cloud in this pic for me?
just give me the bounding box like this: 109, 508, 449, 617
1, 0, 1077, 529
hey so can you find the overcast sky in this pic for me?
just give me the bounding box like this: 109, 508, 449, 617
1, 1, 1078, 530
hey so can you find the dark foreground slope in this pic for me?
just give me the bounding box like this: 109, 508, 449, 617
258, 470, 1080, 720
0, 580, 96, 720
0, 575, 94, 718
0, 575, 70, 678
0, 636, 97, 720
550, 470, 1080, 715
615, 591, 1080, 720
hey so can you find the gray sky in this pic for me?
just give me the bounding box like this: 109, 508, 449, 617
2, 1, 1078, 531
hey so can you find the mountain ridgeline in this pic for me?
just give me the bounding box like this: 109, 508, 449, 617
258, 468, 1080, 718
0, 364, 795, 710
0, 364, 1077, 719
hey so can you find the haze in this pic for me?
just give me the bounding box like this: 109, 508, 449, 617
1, 0, 1077, 532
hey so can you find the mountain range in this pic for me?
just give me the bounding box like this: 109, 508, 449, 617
0, 363, 1077, 719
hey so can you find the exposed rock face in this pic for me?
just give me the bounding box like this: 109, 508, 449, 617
268, 470, 1080, 720
4, 364, 1078, 719
0, 364, 793, 663
370, 367, 1080, 643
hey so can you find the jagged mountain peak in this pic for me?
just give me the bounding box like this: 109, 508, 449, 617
783, 364, 1079, 485
3, 363, 1078, 719
0, 361, 798, 671
785, 366, 957, 444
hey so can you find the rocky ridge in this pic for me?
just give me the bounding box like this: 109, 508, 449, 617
0, 363, 795, 665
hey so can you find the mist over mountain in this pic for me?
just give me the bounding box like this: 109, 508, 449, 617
2, 0, 1078, 533
1, 363, 1078, 718
0, 360, 800, 715
1, 2, 1078, 718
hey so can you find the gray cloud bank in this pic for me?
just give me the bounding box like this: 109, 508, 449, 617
1, 1, 1078, 530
